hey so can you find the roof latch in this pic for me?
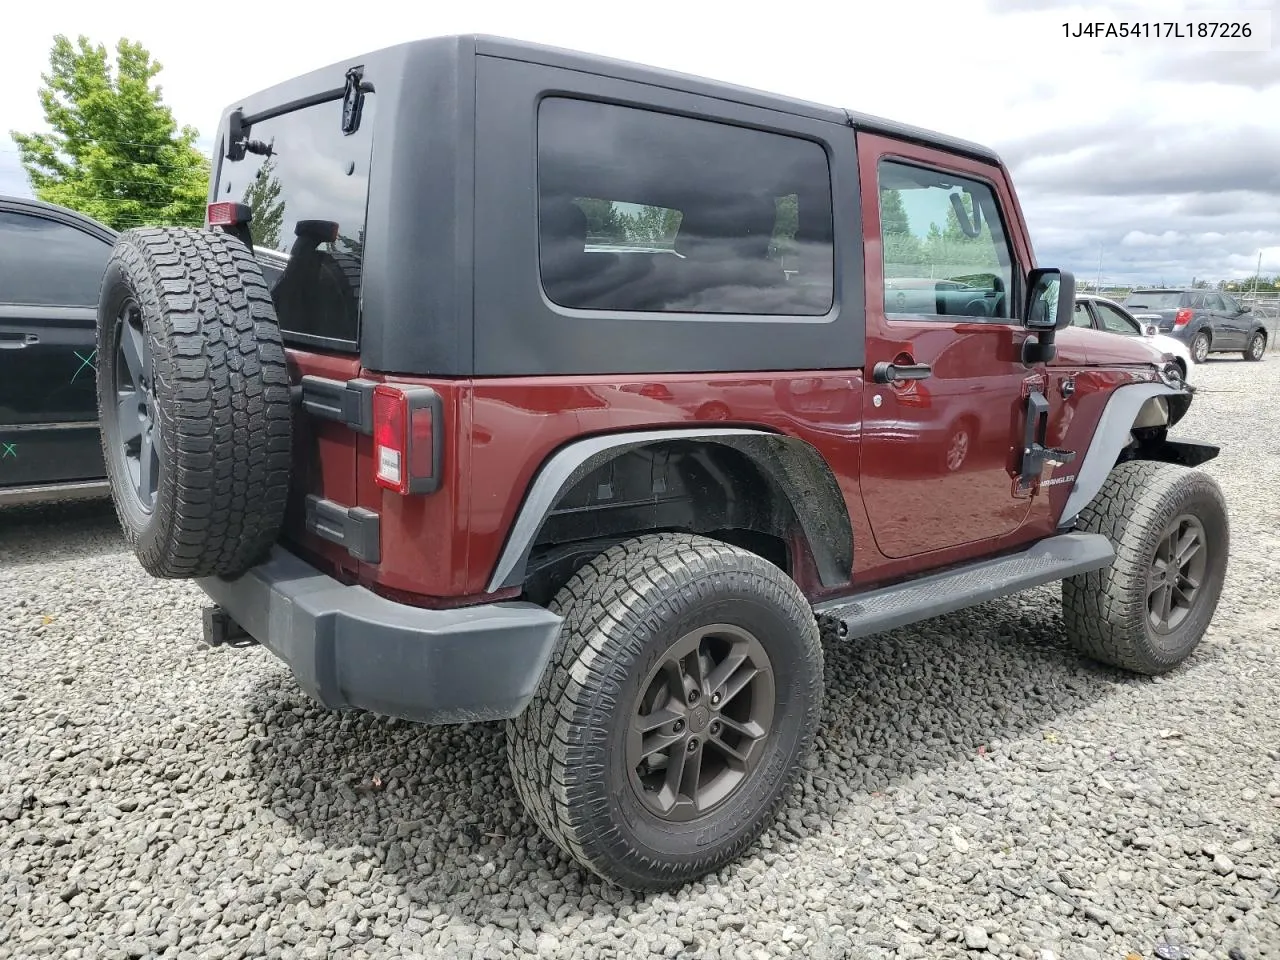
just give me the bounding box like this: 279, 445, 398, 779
342, 66, 373, 136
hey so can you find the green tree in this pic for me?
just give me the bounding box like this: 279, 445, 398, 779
877, 189, 925, 277
11, 35, 210, 231
880, 188, 911, 237
574, 198, 627, 242
241, 157, 285, 249
626, 204, 682, 247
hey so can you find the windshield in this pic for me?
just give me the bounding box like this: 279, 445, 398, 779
1125, 291, 1183, 310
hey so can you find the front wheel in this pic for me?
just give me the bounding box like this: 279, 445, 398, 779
506, 533, 824, 891
1062, 460, 1228, 675
1190, 331, 1211, 364
1244, 330, 1267, 361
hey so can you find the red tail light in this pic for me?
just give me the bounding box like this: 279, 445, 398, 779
206, 201, 251, 227
1173, 308, 1192, 328
372, 384, 443, 495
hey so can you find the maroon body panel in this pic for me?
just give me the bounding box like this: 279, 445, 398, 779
278, 131, 1159, 609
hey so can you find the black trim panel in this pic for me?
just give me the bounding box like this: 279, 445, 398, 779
305, 495, 381, 563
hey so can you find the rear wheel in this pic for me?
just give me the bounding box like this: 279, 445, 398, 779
1190, 331, 1211, 363
1062, 460, 1228, 675
96, 227, 293, 579
506, 533, 823, 891
1244, 330, 1266, 361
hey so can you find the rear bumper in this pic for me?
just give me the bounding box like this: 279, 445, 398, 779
196, 547, 563, 724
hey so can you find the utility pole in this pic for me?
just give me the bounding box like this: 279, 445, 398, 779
1253, 251, 1263, 298
1096, 244, 1103, 293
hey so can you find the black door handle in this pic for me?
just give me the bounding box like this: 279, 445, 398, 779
872, 361, 932, 384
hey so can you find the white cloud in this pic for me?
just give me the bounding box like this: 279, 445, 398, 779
3, 0, 1277, 282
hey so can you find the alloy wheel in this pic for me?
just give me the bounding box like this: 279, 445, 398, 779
1147, 514, 1208, 635
114, 300, 158, 512
627, 623, 775, 822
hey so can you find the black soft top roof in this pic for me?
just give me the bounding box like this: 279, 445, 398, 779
218, 34, 1002, 166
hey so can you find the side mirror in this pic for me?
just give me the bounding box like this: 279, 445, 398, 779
1022, 268, 1075, 364
1144, 324, 1158, 337
1241, 304, 1252, 314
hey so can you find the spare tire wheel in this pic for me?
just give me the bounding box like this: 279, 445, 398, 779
96, 227, 293, 579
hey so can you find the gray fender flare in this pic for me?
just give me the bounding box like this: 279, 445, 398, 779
1058, 382, 1188, 528
486, 427, 854, 593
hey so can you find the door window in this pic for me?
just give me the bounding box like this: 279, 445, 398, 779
877, 160, 1015, 322
1221, 294, 1242, 313
1203, 293, 1226, 311
1071, 301, 1094, 328
0, 212, 112, 307
1093, 302, 1140, 335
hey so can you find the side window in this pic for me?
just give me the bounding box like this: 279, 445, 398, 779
536, 98, 834, 316
0, 211, 112, 307
1190, 292, 1206, 309
1071, 301, 1094, 328
878, 159, 1016, 322
1222, 294, 1241, 313
1094, 302, 1140, 335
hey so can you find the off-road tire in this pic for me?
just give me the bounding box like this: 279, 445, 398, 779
1062, 460, 1228, 675
506, 533, 824, 891
96, 227, 292, 579
1190, 330, 1211, 363
1244, 330, 1267, 362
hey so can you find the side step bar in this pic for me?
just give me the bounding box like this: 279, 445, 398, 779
813, 532, 1115, 641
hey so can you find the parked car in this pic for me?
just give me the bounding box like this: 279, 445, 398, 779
94, 35, 1227, 892
1123, 287, 1268, 363
0, 196, 115, 506
1073, 294, 1193, 381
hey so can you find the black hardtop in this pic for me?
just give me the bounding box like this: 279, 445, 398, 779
215, 34, 1002, 166
208, 35, 1004, 378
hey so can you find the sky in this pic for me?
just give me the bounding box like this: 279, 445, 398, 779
2, 0, 1278, 287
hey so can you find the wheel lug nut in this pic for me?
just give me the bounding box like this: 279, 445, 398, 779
688, 689, 700, 703
687, 738, 699, 752
710, 693, 721, 706
710, 720, 721, 735
672, 719, 684, 733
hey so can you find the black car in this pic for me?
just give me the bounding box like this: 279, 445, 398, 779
0, 196, 116, 506
1123, 287, 1268, 364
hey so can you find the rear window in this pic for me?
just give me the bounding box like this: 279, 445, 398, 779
213, 94, 376, 348
536, 97, 834, 317
1124, 291, 1184, 310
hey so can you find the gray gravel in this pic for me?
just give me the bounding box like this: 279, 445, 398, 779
3, 358, 1279, 960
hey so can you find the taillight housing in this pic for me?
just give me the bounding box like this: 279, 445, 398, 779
1173, 308, 1192, 328
206, 201, 251, 227
372, 384, 443, 495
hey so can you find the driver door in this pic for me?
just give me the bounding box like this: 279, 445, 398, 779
857, 134, 1042, 561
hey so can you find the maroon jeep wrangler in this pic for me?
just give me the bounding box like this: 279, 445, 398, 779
95, 36, 1228, 891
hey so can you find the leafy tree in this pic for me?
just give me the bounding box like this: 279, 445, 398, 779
880, 188, 911, 237
11, 35, 210, 231
878, 188, 926, 277
241, 157, 285, 249
574, 198, 627, 242
626, 204, 682, 246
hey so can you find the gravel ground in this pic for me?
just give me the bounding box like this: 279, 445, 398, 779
2, 359, 1279, 960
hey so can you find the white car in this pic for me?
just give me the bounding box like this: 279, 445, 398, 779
1073, 294, 1194, 382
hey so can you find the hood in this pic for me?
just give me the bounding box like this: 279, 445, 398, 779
1049, 326, 1165, 367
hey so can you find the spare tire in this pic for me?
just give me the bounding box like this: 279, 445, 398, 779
95, 227, 293, 579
